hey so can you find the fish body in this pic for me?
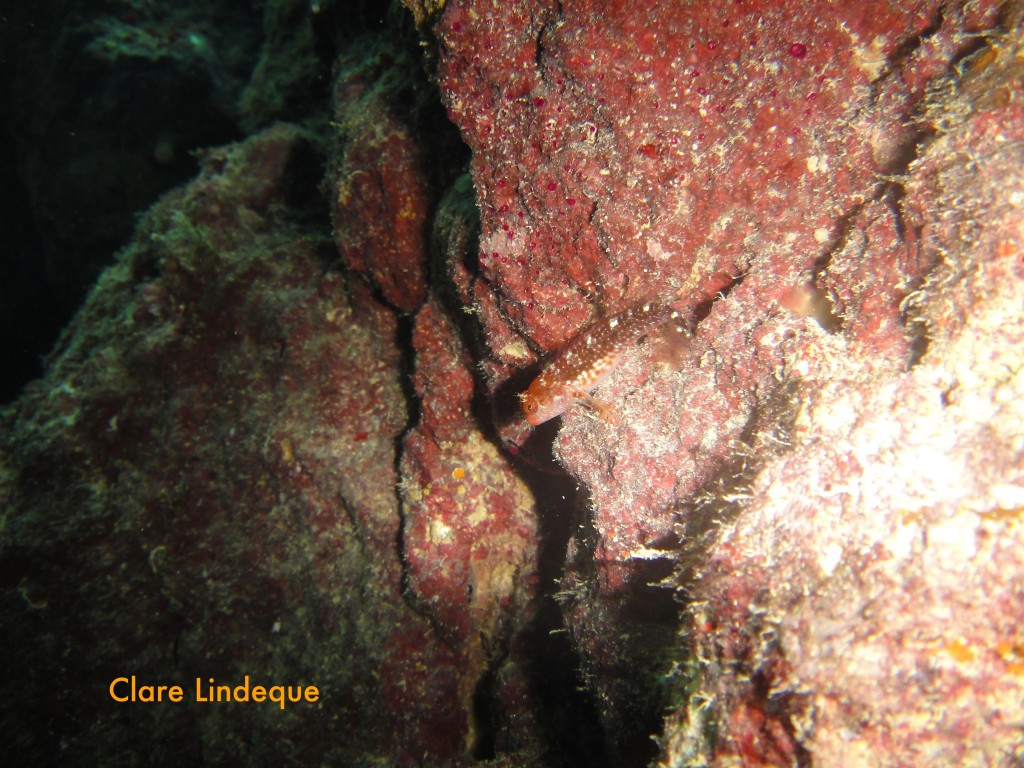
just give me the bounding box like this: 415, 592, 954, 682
521, 303, 683, 425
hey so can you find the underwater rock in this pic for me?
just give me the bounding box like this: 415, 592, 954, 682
4, 0, 1024, 765
330, 53, 432, 313
432, 0, 1022, 762
398, 296, 539, 755
665, 24, 1024, 765
0, 124, 479, 766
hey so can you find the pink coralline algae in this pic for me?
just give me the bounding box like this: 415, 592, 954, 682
331, 48, 431, 312
434, 0, 1024, 763
398, 297, 538, 751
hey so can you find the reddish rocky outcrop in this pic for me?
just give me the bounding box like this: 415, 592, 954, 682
431, 0, 1024, 763
3, 1, 1023, 766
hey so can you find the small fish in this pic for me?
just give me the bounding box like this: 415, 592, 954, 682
520, 303, 685, 425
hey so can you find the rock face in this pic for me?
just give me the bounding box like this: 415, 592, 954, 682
671, 38, 1024, 766
433, 0, 1024, 764
3, 125, 404, 765
2, 1, 1023, 766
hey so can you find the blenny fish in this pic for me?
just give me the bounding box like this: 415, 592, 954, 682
520, 302, 686, 425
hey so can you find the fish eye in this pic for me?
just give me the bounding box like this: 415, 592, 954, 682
524, 400, 537, 413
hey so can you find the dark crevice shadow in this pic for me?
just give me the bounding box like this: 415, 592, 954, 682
517, 472, 613, 768
426, 175, 616, 764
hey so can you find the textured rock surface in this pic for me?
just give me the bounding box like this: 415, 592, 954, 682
663, 29, 1024, 765
2, 0, 1023, 766
432, 0, 1022, 763
1, 124, 479, 766
435, 0, 1004, 562
0, 10, 542, 761
398, 296, 539, 755
331, 42, 432, 312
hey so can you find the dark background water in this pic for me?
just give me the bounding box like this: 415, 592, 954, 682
0, 0, 399, 403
